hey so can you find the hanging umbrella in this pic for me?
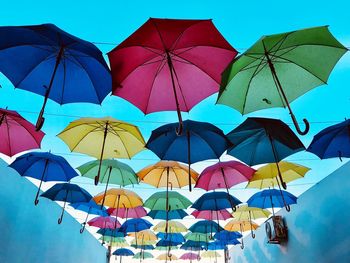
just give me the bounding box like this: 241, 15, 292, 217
217, 26, 347, 135
247, 161, 310, 189
148, 209, 188, 220
146, 120, 231, 191
41, 182, 92, 224
185, 233, 211, 243
224, 219, 259, 232
307, 119, 350, 161
131, 244, 155, 250
157, 233, 185, 243
226, 117, 305, 189
201, 251, 221, 262
191, 209, 232, 221
207, 240, 230, 250
180, 240, 207, 251
191, 192, 241, 212
108, 18, 237, 134
108, 238, 129, 247
10, 151, 79, 205
58, 117, 145, 185
214, 230, 242, 241
119, 218, 153, 240
113, 248, 134, 263
157, 253, 178, 261
77, 159, 138, 204
108, 206, 147, 218
89, 216, 121, 229
153, 221, 187, 233
156, 239, 183, 247
180, 252, 200, 262
0, 24, 111, 130
133, 251, 153, 260
128, 229, 158, 242
70, 200, 108, 233
0, 108, 45, 156
131, 239, 156, 246
189, 221, 223, 239
232, 205, 271, 238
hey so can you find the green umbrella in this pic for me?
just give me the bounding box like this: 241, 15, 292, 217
185, 232, 211, 242
133, 251, 154, 259
217, 26, 347, 135
144, 191, 192, 211
77, 159, 138, 207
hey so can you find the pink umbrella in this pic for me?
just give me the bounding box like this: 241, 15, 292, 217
180, 252, 200, 262
0, 108, 44, 157
108, 18, 237, 134
107, 206, 147, 218
87, 216, 121, 229
191, 209, 232, 221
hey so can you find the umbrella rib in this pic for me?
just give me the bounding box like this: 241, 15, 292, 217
70, 126, 101, 151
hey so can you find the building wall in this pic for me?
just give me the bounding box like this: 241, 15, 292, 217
0, 159, 107, 263
230, 161, 350, 263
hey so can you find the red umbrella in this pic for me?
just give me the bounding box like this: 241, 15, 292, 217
108, 18, 237, 133
191, 209, 232, 221
107, 206, 147, 218
0, 108, 44, 157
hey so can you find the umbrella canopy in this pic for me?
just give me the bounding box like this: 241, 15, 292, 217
247, 189, 298, 211
148, 209, 188, 220
214, 230, 242, 240
185, 232, 211, 242
108, 18, 237, 133
226, 117, 305, 189
195, 161, 255, 191
131, 244, 155, 250
58, 117, 145, 185
144, 191, 192, 211
137, 161, 198, 188
93, 188, 143, 209
128, 230, 158, 242
191, 192, 241, 212
88, 216, 121, 229
224, 219, 259, 232
247, 161, 310, 189
108, 206, 147, 218
119, 218, 153, 233
191, 209, 232, 221
0, 108, 45, 156
232, 205, 271, 221
207, 240, 230, 250
156, 239, 182, 247
131, 239, 155, 246
217, 26, 347, 135
107, 238, 129, 247
201, 251, 221, 258
41, 183, 92, 224
113, 248, 134, 256
10, 151, 79, 205
0, 24, 111, 130
157, 233, 185, 243
307, 119, 350, 161
97, 228, 125, 237
133, 252, 153, 259
180, 252, 200, 261
180, 240, 207, 250
146, 120, 231, 191
70, 200, 108, 233
157, 253, 178, 261
189, 221, 223, 234
153, 221, 187, 233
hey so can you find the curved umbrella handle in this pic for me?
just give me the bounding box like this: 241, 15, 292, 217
251, 232, 256, 239
58, 217, 63, 224
240, 243, 244, 250
80, 223, 86, 234
285, 204, 291, 212
290, 114, 310, 136
34, 197, 39, 206
281, 181, 287, 190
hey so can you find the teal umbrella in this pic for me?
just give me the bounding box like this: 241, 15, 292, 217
217, 26, 347, 135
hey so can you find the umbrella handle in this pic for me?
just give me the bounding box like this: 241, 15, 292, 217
58, 216, 63, 224
290, 113, 310, 136
80, 223, 86, 233
176, 121, 183, 136
34, 196, 40, 206
285, 204, 291, 212
251, 232, 255, 239
35, 85, 49, 131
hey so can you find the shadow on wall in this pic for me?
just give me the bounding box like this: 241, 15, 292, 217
230, 161, 350, 263
0, 159, 107, 263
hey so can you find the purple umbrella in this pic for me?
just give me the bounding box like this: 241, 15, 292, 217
107, 206, 147, 218
88, 216, 121, 229
191, 209, 232, 221
180, 252, 200, 262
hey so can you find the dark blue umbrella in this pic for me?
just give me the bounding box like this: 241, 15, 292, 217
226, 117, 305, 189
70, 200, 108, 233
207, 240, 230, 250
247, 189, 297, 214
119, 218, 152, 246
0, 23, 111, 130
191, 192, 241, 212
214, 230, 242, 240
41, 183, 92, 224
10, 151, 79, 205
157, 233, 185, 243
97, 228, 125, 245
147, 209, 188, 220
307, 119, 350, 161
131, 244, 154, 250
146, 120, 231, 191
189, 220, 223, 238
156, 239, 183, 247
180, 240, 208, 251
113, 248, 134, 263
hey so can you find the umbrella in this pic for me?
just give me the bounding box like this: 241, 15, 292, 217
77, 159, 138, 205
0, 108, 45, 156
247, 189, 297, 213
146, 120, 231, 191
131, 244, 155, 250
157, 233, 185, 243
156, 239, 183, 247
113, 248, 134, 263
232, 205, 271, 238
189, 221, 223, 238
191, 192, 241, 213
214, 230, 242, 240
128, 230, 158, 242
102, 236, 128, 247
153, 221, 187, 233
180, 252, 200, 262
185, 233, 211, 243
148, 209, 188, 220
10, 151, 79, 205
207, 240, 230, 250
119, 218, 153, 243
97, 228, 124, 237
58, 117, 145, 185
157, 253, 178, 261
70, 200, 108, 233
307, 119, 350, 161
226, 117, 305, 189
41, 183, 92, 224
88, 216, 121, 229
0, 24, 111, 130
191, 209, 232, 221
180, 240, 207, 251
247, 161, 310, 189
131, 239, 156, 246
133, 251, 153, 260
108, 18, 237, 134
201, 251, 221, 263
217, 26, 347, 135
108, 206, 147, 218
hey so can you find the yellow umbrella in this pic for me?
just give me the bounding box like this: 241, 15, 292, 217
57, 117, 145, 184
94, 188, 143, 209
157, 253, 178, 261
201, 250, 221, 258
225, 219, 259, 249
128, 229, 158, 242
232, 205, 270, 238
153, 221, 187, 233
247, 161, 310, 189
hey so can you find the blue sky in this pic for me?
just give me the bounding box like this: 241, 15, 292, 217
0, 0, 349, 258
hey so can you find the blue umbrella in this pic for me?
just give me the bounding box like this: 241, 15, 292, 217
147, 209, 188, 220
247, 189, 297, 214
131, 244, 154, 250
189, 221, 223, 239
0, 23, 111, 130
191, 192, 241, 213
97, 228, 125, 246
180, 240, 208, 251
10, 151, 79, 205
146, 120, 231, 191
41, 183, 92, 224
156, 239, 183, 247
70, 200, 108, 233
157, 233, 185, 243
119, 218, 152, 246
226, 117, 305, 189
307, 119, 350, 161
214, 230, 242, 241
207, 240, 230, 250
113, 248, 134, 263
